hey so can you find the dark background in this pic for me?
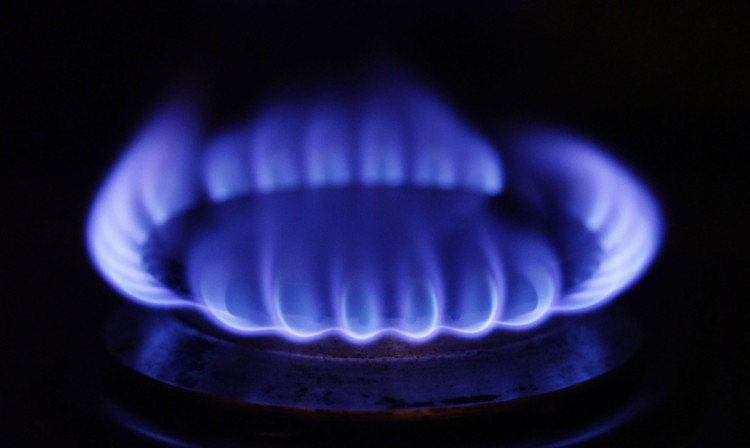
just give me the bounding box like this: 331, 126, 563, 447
3, 1, 748, 446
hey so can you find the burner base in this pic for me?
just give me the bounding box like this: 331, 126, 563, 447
104, 304, 641, 419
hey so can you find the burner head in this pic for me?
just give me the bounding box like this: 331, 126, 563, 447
86, 70, 663, 445
87, 72, 662, 342
104, 303, 642, 417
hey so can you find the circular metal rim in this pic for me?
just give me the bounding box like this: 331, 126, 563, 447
103, 303, 642, 420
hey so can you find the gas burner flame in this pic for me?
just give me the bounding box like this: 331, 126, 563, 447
87, 75, 662, 342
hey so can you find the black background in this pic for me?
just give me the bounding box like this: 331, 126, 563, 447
3, 1, 748, 446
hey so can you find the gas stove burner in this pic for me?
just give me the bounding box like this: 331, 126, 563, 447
87, 71, 662, 422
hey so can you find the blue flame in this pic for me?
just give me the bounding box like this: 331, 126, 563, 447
87, 76, 662, 342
